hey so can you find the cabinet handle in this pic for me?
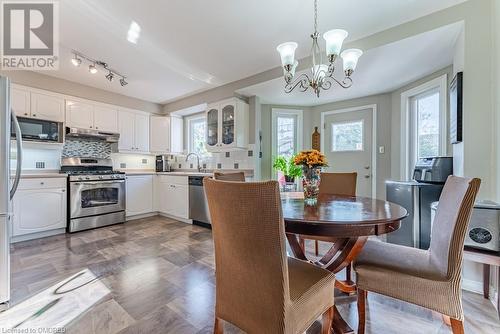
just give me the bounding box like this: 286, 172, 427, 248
95, 126, 99, 129
61, 189, 65, 192
90, 126, 93, 129
32, 114, 37, 117
24, 113, 28, 116
40, 182, 44, 185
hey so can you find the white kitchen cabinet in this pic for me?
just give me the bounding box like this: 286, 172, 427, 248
31, 91, 65, 122
93, 104, 118, 132
150, 115, 183, 154
170, 115, 184, 153
12, 178, 67, 238
66, 100, 94, 129
206, 97, 249, 152
155, 175, 188, 219
11, 86, 31, 118
150, 116, 171, 153
118, 109, 150, 153
126, 175, 153, 217
134, 113, 150, 152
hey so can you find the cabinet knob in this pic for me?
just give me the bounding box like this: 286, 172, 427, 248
32, 114, 36, 117
24, 113, 28, 116
61, 189, 65, 192
40, 182, 44, 185
90, 126, 93, 129
95, 126, 99, 129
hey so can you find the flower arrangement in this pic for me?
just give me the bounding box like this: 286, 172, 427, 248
293, 149, 328, 205
293, 149, 328, 168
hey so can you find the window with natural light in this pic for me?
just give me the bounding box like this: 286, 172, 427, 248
188, 117, 207, 155
414, 90, 440, 159
277, 116, 296, 157
331, 120, 364, 152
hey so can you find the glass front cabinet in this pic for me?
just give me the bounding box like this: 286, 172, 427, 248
205, 98, 249, 152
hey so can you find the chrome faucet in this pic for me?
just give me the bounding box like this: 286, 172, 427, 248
186, 152, 202, 172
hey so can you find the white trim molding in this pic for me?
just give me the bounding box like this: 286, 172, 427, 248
320, 104, 377, 199
400, 74, 448, 180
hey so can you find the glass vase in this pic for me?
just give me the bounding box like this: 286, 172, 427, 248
302, 166, 321, 205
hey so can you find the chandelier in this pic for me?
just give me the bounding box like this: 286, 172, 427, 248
276, 0, 362, 97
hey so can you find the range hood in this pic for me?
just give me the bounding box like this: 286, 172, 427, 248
65, 127, 120, 143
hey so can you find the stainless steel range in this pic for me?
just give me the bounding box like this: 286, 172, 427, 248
61, 157, 126, 233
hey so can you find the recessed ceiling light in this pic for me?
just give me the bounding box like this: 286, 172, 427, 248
127, 21, 141, 44
89, 63, 98, 74
119, 77, 128, 86
105, 71, 114, 82
71, 54, 81, 66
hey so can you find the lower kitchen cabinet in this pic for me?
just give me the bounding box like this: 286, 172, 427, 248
155, 175, 189, 219
126, 175, 154, 217
12, 178, 67, 237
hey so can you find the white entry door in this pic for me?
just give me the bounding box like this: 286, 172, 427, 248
323, 107, 374, 197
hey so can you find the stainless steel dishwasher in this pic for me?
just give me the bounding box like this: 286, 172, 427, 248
188, 176, 211, 227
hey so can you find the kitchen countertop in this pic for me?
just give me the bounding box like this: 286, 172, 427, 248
11, 170, 68, 179
121, 169, 254, 177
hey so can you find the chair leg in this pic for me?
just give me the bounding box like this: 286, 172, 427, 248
214, 317, 223, 334
450, 318, 464, 334
315, 240, 319, 256
357, 288, 367, 334
321, 306, 334, 334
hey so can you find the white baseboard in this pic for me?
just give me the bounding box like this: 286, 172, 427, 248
11, 228, 66, 243
126, 212, 192, 224
125, 212, 157, 221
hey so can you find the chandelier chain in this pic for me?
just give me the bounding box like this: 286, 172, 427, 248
314, 0, 318, 34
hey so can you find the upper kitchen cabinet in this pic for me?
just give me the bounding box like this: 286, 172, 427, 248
94, 104, 119, 133
205, 97, 249, 152
118, 108, 150, 153
66, 99, 94, 129
150, 115, 183, 154
12, 84, 65, 122
30, 91, 65, 122
11, 86, 30, 118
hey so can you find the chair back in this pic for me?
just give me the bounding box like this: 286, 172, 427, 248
430, 176, 481, 279
213, 171, 246, 182
203, 178, 289, 331
319, 172, 357, 196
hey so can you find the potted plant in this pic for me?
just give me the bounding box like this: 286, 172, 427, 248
273, 155, 303, 183
293, 150, 328, 205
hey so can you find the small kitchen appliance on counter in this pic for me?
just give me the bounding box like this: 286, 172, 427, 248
61, 157, 126, 232
156, 155, 171, 172
386, 156, 453, 249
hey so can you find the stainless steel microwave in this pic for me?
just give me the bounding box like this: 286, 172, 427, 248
11, 116, 63, 143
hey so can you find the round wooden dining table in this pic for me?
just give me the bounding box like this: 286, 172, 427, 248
281, 192, 408, 334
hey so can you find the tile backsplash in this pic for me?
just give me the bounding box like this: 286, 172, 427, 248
62, 138, 111, 159
169, 144, 256, 170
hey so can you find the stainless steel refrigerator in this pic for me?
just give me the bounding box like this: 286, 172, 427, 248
0, 76, 23, 307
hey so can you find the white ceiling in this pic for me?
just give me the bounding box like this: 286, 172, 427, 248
42, 0, 466, 104
237, 23, 462, 106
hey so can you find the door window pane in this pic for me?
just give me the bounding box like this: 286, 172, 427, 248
277, 116, 296, 157
189, 118, 207, 154
331, 120, 363, 152
416, 91, 440, 158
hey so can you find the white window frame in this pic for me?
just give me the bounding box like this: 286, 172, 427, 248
330, 119, 365, 153
271, 108, 303, 178
400, 74, 447, 180
186, 114, 207, 155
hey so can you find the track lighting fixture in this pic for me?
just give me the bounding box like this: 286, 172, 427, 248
71, 50, 128, 87
105, 71, 114, 82
89, 63, 98, 74
71, 54, 81, 66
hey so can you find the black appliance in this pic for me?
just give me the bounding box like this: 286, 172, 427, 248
450, 72, 463, 144
386, 157, 453, 249
11, 116, 63, 143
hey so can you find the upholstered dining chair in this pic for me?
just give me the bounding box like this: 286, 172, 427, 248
354, 176, 481, 334
204, 178, 336, 334
300, 172, 358, 256
213, 171, 246, 182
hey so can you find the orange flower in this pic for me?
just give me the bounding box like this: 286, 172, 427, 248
293, 149, 328, 168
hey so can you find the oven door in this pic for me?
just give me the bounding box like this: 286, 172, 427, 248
70, 180, 125, 218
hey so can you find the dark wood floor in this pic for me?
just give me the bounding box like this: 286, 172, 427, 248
9, 216, 500, 333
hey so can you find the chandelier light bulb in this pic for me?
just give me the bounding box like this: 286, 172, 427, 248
89, 63, 98, 74
276, 42, 298, 67
341, 49, 363, 73
323, 29, 348, 57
